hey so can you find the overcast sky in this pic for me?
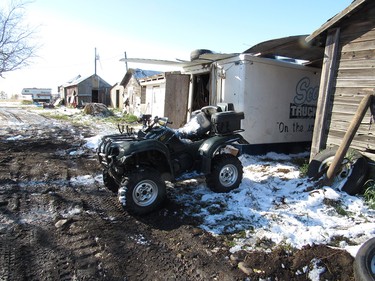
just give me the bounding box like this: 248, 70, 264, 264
1, 0, 353, 96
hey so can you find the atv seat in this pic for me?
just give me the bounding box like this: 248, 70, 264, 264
177, 111, 211, 140
201, 105, 222, 118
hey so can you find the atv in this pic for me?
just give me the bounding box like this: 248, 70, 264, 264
97, 103, 247, 215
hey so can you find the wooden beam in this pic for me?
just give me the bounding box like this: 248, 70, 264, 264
310, 28, 340, 161
324, 93, 373, 185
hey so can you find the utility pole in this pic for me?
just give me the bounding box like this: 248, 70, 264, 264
94, 47, 100, 76
124, 51, 128, 72
95, 48, 97, 75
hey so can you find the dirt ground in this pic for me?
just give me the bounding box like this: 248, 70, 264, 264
0, 106, 355, 281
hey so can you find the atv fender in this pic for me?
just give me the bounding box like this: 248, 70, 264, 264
118, 139, 169, 157
119, 139, 173, 172
199, 134, 244, 174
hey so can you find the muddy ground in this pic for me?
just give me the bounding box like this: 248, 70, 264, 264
0, 106, 355, 280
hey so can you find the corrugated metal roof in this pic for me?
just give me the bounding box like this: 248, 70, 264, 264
63, 74, 111, 88
242, 35, 325, 67
119, 68, 163, 87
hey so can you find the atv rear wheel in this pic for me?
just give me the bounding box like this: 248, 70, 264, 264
103, 170, 119, 193
119, 168, 166, 215
206, 154, 243, 193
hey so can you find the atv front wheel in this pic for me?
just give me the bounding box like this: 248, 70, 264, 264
119, 168, 166, 215
206, 154, 243, 193
103, 170, 119, 193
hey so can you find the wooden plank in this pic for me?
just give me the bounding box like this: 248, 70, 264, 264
337, 68, 375, 79
333, 94, 368, 103
332, 102, 362, 111
336, 79, 375, 88
328, 119, 373, 133
310, 28, 340, 161
334, 87, 375, 96
325, 94, 372, 185
341, 40, 375, 52
337, 58, 375, 69
327, 133, 375, 153
340, 28, 375, 43
340, 49, 375, 60
330, 114, 373, 125
164, 73, 190, 129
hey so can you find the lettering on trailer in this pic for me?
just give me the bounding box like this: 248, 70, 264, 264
289, 77, 318, 119
289, 104, 316, 119
276, 76, 319, 135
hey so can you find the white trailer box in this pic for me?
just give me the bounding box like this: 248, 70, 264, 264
125, 52, 321, 153
207, 54, 321, 152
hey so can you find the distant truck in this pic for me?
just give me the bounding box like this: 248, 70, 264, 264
21, 88, 52, 103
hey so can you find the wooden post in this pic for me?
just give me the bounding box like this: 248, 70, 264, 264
310, 28, 340, 161
323, 93, 373, 186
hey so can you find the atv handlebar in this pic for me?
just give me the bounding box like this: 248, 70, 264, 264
144, 116, 173, 133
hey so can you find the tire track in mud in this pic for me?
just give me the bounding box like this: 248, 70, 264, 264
0, 109, 23, 123
0, 108, 50, 125
78, 190, 242, 281
0, 107, 246, 280
0, 185, 76, 280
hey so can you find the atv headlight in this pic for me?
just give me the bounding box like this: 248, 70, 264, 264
109, 146, 120, 156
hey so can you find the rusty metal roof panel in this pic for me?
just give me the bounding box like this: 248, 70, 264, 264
242, 35, 325, 67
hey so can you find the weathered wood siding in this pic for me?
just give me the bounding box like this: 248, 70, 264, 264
123, 77, 143, 115
326, 1, 375, 159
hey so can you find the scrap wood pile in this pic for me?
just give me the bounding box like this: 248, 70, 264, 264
83, 103, 113, 117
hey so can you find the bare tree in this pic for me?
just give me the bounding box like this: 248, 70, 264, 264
0, 1, 37, 78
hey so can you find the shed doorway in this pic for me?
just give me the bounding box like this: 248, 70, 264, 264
191, 73, 210, 111
92, 90, 99, 103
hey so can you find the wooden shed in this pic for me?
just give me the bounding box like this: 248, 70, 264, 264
119, 68, 161, 116
109, 82, 125, 110
306, 0, 375, 162
60, 74, 111, 107
138, 72, 190, 129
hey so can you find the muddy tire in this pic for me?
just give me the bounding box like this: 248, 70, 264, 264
353, 237, 375, 281
103, 170, 119, 193
206, 154, 243, 193
307, 146, 368, 195
119, 168, 166, 215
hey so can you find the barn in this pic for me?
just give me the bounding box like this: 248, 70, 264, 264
59, 74, 111, 107
118, 68, 162, 116
306, 0, 375, 194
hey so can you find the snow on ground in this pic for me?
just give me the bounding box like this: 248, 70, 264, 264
2, 103, 374, 258
85, 136, 375, 257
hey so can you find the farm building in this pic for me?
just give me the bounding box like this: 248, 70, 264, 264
306, 0, 375, 161
59, 74, 111, 107
305, 0, 375, 194
138, 72, 190, 128
118, 68, 162, 116
109, 83, 125, 110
